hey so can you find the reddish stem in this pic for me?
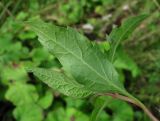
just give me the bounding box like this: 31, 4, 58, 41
102, 93, 159, 121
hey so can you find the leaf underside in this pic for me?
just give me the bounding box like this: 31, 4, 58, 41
27, 67, 92, 98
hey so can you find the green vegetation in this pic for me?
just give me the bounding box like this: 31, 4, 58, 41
0, 0, 160, 121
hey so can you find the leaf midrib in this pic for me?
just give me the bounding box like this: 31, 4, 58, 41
31, 25, 126, 94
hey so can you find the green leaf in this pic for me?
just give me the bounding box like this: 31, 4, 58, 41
46, 107, 89, 121
91, 96, 134, 121
27, 67, 92, 98
30, 47, 52, 66
37, 90, 53, 109
114, 47, 140, 77
13, 103, 43, 121
26, 19, 126, 94
1, 65, 28, 84
66, 108, 89, 121
108, 14, 148, 62
98, 41, 110, 53
105, 96, 134, 121
90, 97, 108, 121
18, 31, 36, 40
46, 107, 65, 121
65, 97, 85, 108
5, 82, 39, 106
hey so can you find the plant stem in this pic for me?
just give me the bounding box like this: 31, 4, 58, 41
125, 92, 159, 121
105, 92, 159, 121
152, 0, 160, 10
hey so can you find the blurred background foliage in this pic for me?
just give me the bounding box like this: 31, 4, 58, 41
0, 0, 160, 121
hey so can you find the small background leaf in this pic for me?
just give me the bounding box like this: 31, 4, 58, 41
108, 14, 148, 62
13, 103, 43, 121
37, 90, 54, 109
5, 82, 39, 106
